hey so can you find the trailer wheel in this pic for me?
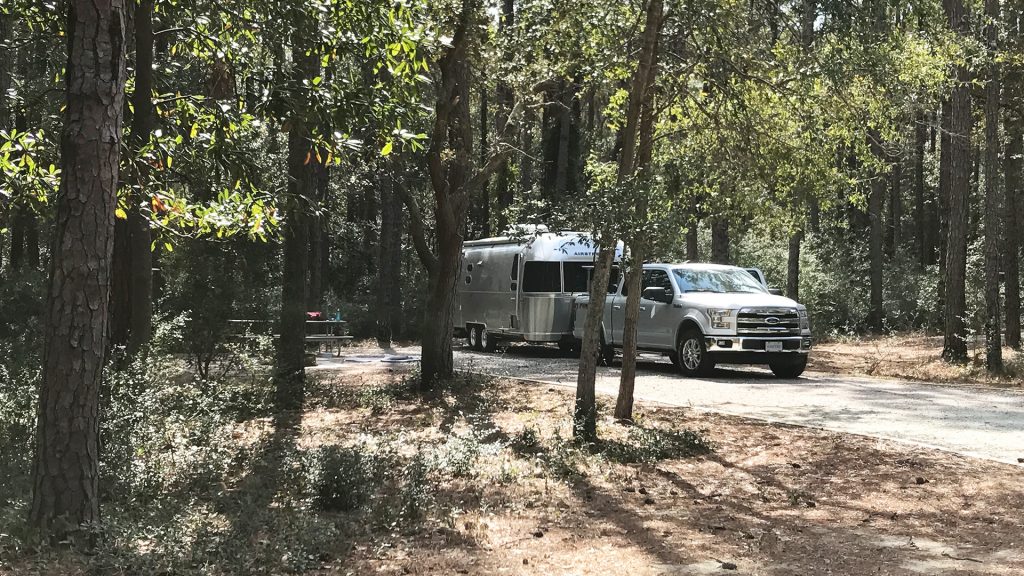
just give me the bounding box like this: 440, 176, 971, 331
468, 325, 482, 351
480, 327, 497, 352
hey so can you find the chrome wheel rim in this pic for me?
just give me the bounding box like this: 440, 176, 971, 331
481, 329, 489, 349
469, 328, 479, 348
681, 338, 702, 370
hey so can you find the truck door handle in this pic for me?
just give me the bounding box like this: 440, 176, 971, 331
640, 306, 647, 311
613, 305, 621, 310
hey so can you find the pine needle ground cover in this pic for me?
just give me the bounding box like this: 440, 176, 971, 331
1, 366, 1021, 575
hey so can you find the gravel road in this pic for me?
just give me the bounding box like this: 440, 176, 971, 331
318, 343, 1024, 466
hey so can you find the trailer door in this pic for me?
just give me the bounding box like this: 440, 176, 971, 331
509, 253, 521, 329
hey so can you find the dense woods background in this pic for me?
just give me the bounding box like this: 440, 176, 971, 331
0, 0, 1022, 557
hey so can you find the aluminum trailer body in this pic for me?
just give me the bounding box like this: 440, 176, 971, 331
455, 231, 622, 348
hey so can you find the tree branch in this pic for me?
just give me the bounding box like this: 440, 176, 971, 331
395, 175, 438, 274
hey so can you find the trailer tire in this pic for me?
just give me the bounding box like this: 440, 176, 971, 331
468, 326, 483, 351
480, 327, 497, 352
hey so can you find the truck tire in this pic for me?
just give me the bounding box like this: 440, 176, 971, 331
480, 327, 497, 352
769, 356, 807, 378
676, 327, 715, 376
468, 325, 482, 351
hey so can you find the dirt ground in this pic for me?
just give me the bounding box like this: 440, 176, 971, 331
808, 333, 1022, 386
320, 370, 1024, 576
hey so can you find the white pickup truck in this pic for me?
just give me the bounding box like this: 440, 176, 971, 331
573, 263, 813, 378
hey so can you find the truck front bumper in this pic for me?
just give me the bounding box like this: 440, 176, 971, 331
705, 335, 812, 354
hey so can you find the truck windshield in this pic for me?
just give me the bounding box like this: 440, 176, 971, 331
672, 268, 768, 294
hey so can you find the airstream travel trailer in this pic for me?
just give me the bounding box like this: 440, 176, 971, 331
454, 230, 623, 352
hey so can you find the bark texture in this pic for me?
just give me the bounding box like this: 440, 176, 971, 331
941, 0, 972, 364
1004, 0, 1023, 350
31, 0, 127, 544
982, 0, 1002, 371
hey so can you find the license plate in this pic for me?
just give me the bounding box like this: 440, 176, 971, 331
766, 341, 784, 352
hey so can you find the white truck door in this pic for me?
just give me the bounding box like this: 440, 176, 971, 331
637, 269, 677, 350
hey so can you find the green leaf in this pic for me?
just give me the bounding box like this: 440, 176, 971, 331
380, 141, 393, 156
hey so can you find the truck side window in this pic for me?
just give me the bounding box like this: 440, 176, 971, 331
607, 266, 621, 294
522, 261, 561, 293
623, 269, 672, 298
644, 270, 673, 298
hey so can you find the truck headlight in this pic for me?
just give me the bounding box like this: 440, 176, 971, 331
797, 308, 810, 329
707, 308, 733, 329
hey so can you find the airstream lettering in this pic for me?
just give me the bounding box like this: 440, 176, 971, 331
455, 231, 623, 352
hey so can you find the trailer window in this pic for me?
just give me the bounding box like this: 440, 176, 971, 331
522, 261, 562, 293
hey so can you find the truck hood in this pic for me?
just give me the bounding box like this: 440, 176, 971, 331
677, 292, 803, 310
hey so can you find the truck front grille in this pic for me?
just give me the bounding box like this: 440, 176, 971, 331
736, 308, 800, 336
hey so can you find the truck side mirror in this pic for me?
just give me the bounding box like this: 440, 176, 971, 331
642, 287, 671, 303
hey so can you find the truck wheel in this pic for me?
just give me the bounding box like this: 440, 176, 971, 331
769, 356, 807, 378
480, 327, 497, 352
468, 326, 482, 351
676, 328, 714, 376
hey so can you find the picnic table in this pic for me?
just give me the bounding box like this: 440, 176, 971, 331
227, 318, 352, 356
304, 320, 352, 356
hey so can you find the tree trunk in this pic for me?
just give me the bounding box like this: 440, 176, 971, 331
477, 86, 491, 238
31, 0, 127, 544
615, 34, 660, 423
914, 111, 928, 267
868, 131, 885, 333
888, 156, 902, 257
417, 0, 515, 387
787, 230, 803, 300
1005, 12, 1023, 349
941, 0, 972, 364
576, 0, 662, 439
112, 0, 156, 358
307, 143, 329, 311
982, 0, 1002, 371
273, 41, 319, 412
686, 220, 699, 261
377, 161, 404, 346
494, 0, 515, 233
711, 217, 730, 264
